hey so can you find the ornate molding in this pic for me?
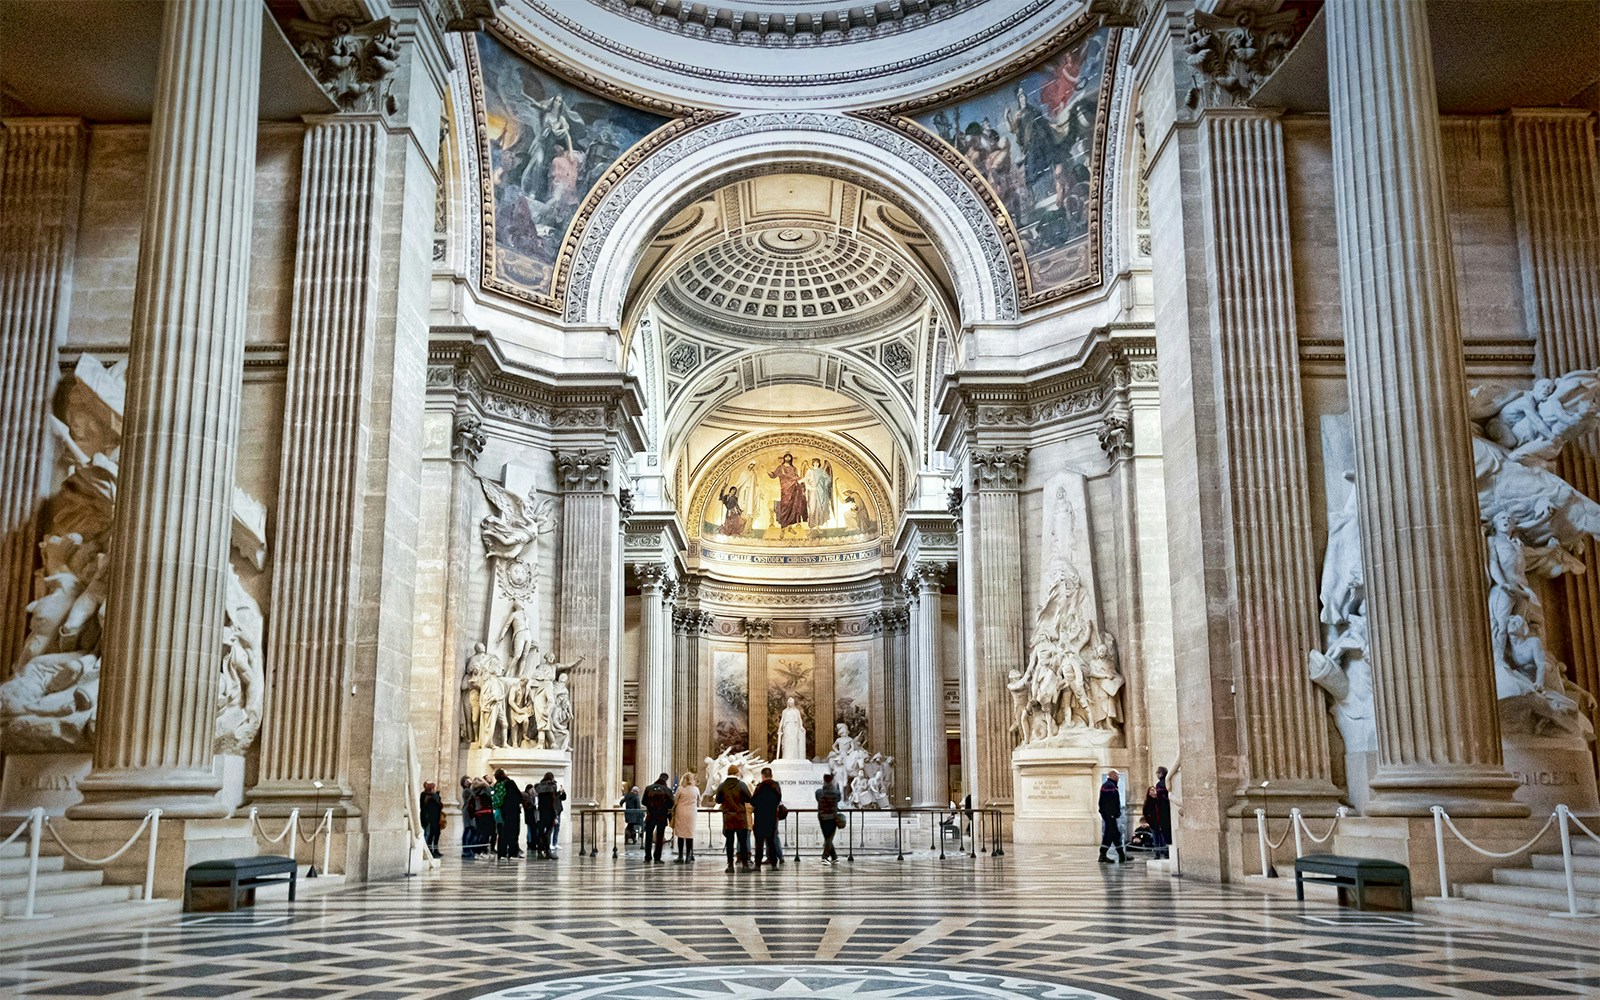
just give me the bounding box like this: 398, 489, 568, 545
969, 447, 1029, 491
556, 449, 613, 493
945, 485, 964, 523
564, 111, 1019, 323
742, 617, 773, 641
427, 338, 645, 444
634, 562, 672, 592
618, 487, 637, 521
287, 17, 400, 115
1183, 8, 1301, 111
809, 618, 840, 640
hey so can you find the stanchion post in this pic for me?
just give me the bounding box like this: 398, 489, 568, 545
1291, 807, 1304, 859
1430, 805, 1449, 900
21, 807, 46, 919
1255, 807, 1269, 877
322, 808, 333, 876
143, 808, 162, 903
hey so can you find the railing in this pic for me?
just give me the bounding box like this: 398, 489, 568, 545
248, 806, 335, 877
1252, 805, 1350, 877
5, 807, 163, 921
575, 805, 1006, 862
1431, 803, 1597, 920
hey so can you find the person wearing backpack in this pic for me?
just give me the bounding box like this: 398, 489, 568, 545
641, 773, 675, 864
815, 772, 843, 865
715, 764, 754, 872
751, 767, 784, 869
493, 769, 522, 859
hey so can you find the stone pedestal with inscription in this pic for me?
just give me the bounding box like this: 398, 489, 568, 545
0, 752, 92, 817
1011, 746, 1125, 845
1501, 733, 1599, 816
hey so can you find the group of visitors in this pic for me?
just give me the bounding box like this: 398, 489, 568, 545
617, 771, 702, 863
712, 765, 846, 871
1097, 765, 1171, 863
451, 769, 567, 860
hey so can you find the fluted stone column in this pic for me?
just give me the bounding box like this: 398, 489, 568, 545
906, 563, 950, 807
670, 606, 701, 779
960, 447, 1027, 808
254, 117, 388, 815
73, 0, 261, 818
1197, 109, 1342, 809
633, 564, 673, 785
556, 449, 624, 807
0, 118, 85, 672
810, 618, 837, 760
1325, 0, 1523, 816
1507, 109, 1600, 759
435, 417, 483, 807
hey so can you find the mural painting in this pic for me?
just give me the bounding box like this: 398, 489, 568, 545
713, 649, 749, 753
834, 649, 869, 739
766, 653, 816, 761
473, 34, 670, 300
911, 28, 1112, 296
702, 442, 882, 547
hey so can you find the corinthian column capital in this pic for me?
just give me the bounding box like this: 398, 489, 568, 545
556, 449, 612, 493
969, 447, 1028, 491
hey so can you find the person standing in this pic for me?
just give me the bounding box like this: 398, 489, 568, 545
1153, 765, 1172, 859
1098, 768, 1126, 864
751, 766, 784, 869
642, 772, 674, 864
621, 784, 644, 846
534, 771, 565, 859
523, 783, 540, 855
815, 772, 843, 865
493, 769, 522, 859
715, 763, 754, 872
419, 781, 443, 859
470, 779, 496, 860
672, 772, 700, 863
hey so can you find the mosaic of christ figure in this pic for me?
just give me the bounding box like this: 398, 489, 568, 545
770, 453, 807, 535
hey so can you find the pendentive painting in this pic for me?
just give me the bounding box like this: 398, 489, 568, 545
910, 27, 1113, 297
713, 649, 750, 754
472, 33, 670, 302
701, 441, 882, 547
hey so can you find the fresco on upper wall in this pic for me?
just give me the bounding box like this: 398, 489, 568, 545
910, 28, 1113, 297
766, 653, 816, 761
700, 441, 882, 548
473, 33, 670, 302
835, 649, 869, 738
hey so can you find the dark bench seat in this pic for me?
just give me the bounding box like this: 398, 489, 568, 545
185, 856, 297, 912
1294, 853, 1412, 911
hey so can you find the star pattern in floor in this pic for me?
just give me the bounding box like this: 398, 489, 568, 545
1, 848, 1595, 999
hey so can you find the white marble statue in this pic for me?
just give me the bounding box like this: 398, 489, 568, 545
507, 676, 535, 748
548, 672, 573, 752
214, 564, 265, 755
775, 696, 807, 760
703, 747, 769, 799
460, 642, 499, 745
477, 475, 556, 563
1470, 370, 1600, 741
1308, 470, 1378, 754
478, 664, 512, 749
496, 600, 537, 676
532, 652, 582, 749
0, 357, 123, 754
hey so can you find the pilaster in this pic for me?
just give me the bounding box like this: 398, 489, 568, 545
0, 118, 85, 673
1325, 0, 1523, 816
905, 562, 950, 808
810, 617, 838, 763
73, 0, 262, 818
744, 617, 772, 759
632, 562, 674, 785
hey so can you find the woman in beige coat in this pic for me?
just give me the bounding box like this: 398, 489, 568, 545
672, 772, 700, 863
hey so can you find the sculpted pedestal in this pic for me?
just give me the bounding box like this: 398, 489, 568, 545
1011, 746, 1125, 846
1501, 732, 1600, 816
465, 746, 574, 846
0, 752, 91, 817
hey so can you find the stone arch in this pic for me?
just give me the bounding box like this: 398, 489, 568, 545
564, 111, 1020, 330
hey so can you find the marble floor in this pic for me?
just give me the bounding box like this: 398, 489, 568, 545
1, 847, 1596, 999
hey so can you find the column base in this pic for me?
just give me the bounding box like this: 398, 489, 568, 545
68, 764, 228, 819
248, 780, 361, 818
1226, 778, 1349, 818
1366, 765, 1530, 818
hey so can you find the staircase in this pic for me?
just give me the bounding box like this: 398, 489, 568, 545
0, 826, 181, 942
1454, 826, 1600, 914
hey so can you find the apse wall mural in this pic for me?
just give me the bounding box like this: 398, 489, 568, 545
835, 649, 869, 739
905, 26, 1115, 300
712, 649, 750, 753
469, 33, 670, 304
698, 438, 884, 549
766, 653, 816, 760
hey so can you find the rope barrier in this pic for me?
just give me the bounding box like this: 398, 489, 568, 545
0, 818, 30, 849
43, 812, 155, 867
1294, 807, 1347, 846
248, 807, 299, 845
1568, 810, 1600, 847
1438, 808, 1556, 860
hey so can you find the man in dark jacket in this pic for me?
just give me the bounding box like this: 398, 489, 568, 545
641, 773, 674, 864
534, 772, 566, 859
1098, 769, 1126, 864
1153, 766, 1172, 859
715, 764, 754, 872
493, 769, 522, 859
750, 767, 784, 868
419, 781, 443, 858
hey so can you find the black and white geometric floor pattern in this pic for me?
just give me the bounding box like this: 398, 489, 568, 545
2, 848, 1597, 999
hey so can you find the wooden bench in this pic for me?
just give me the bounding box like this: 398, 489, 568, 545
184, 856, 297, 912
1294, 853, 1412, 911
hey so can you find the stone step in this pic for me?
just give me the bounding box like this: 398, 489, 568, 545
1493, 866, 1600, 894
0, 840, 28, 859
1569, 835, 1600, 857
0, 881, 143, 917
1532, 852, 1600, 875
1458, 880, 1600, 913
0, 853, 65, 877
0, 867, 105, 897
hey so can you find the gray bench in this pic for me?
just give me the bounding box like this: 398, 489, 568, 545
184, 856, 297, 912
1294, 853, 1412, 911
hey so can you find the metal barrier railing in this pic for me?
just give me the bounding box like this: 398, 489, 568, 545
576, 805, 1006, 861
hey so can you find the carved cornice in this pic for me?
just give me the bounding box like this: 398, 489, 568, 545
287, 17, 400, 115
1183, 7, 1301, 111
556, 449, 612, 493
584, 0, 989, 49
969, 447, 1029, 491
697, 579, 886, 610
